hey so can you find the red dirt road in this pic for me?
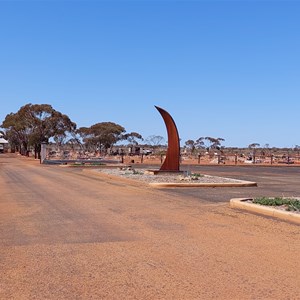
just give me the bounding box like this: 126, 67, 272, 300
0, 154, 299, 299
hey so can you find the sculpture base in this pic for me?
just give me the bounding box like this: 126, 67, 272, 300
146, 169, 184, 175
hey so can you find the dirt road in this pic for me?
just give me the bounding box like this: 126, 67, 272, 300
1, 154, 299, 299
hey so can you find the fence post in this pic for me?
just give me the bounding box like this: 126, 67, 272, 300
235, 154, 237, 165
271, 154, 273, 165
198, 153, 201, 164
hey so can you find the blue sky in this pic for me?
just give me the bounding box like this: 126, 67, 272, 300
1, 1, 299, 148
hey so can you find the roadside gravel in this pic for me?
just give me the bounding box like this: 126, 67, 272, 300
96, 167, 244, 184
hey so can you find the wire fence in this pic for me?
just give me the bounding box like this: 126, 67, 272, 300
39, 143, 300, 166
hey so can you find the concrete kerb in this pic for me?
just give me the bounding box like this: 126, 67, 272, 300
230, 198, 300, 225
150, 181, 257, 188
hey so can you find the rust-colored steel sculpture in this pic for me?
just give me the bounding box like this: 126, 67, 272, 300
155, 106, 180, 171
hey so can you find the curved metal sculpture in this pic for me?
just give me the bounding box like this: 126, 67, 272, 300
155, 106, 180, 171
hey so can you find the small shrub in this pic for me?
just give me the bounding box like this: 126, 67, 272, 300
253, 197, 300, 212
191, 173, 203, 178
253, 197, 290, 206
130, 169, 143, 175
287, 200, 300, 211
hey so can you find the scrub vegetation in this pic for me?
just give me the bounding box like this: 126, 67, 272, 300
253, 197, 300, 212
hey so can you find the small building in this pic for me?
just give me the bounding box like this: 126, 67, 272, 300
0, 134, 9, 153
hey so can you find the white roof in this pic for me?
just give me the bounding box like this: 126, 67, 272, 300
0, 137, 8, 144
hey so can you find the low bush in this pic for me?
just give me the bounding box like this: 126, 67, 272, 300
253, 197, 300, 212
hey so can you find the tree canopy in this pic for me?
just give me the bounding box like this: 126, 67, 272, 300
1, 103, 76, 156
145, 135, 165, 147
194, 137, 225, 151
184, 139, 196, 154
77, 122, 128, 153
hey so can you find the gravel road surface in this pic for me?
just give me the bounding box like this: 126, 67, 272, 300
1, 154, 299, 299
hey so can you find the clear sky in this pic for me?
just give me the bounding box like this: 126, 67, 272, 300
1, 0, 299, 148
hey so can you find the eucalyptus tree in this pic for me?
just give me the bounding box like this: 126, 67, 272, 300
76, 126, 95, 152
205, 137, 225, 150
184, 139, 196, 154
77, 122, 126, 154
195, 137, 225, 151
145, 135, 165, 147
195, 137, 206, 150
2, 111, 31, 155
248, 143, 260, 149
248, 143, 260, 163
1, 103, 76, 158
66, 137, 83, 151
123, 132, 143, 154
3, 129, 20, 153
123, 132, 143, 144
294, 145, 300, 158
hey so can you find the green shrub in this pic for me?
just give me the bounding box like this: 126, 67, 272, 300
287, 200, 300, 211
191, 173, 203, 178
253, 197, 300, 212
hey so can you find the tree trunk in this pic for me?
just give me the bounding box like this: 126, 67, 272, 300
37, 144, 41, 159
34, 145, 38, 159
22, 142, 28, 156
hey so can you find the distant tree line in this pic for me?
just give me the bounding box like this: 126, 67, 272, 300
2, 103, 299, 159
76, 123, 142, 155
0, 103, 143, 158
184, 137, 225, 154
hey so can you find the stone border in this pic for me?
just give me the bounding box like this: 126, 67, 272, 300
230, 198, 300, 225
150, 181, 257, 188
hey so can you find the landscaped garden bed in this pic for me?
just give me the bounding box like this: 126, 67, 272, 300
92, 167, 257, 187
251, 197, 300, 213
230, 197, 300, 224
